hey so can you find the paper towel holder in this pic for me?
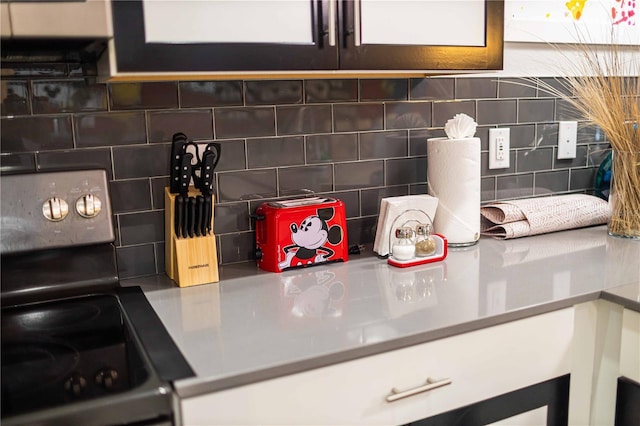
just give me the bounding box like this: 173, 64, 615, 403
387, 209, 448, 268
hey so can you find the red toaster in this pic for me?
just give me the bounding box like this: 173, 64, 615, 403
254, 197, 349, 272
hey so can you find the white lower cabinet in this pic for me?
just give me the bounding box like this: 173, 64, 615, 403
569, 301, 640, 425
180, 308, 574, 425
620, 309, 640, 383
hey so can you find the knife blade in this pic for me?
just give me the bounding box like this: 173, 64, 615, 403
203, 195, 212, 235
188, 196, 196, 238
174, 196, 184, 238
195, 195, 204, 237
169, 133, 188, 194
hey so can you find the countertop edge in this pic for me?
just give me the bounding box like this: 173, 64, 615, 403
601, 290, 640, 312
172, 291, 601, 399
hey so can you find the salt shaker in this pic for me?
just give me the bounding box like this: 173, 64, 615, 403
392, 227, 416, 261
414, 223, 436, 257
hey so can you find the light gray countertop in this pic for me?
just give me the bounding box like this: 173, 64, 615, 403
123, 226, 640, 398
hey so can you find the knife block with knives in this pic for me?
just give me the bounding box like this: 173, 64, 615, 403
164, 133, 220, 287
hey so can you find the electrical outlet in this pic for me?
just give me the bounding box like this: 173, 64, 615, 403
489, 128, 510, 169
557, 121, 577, 159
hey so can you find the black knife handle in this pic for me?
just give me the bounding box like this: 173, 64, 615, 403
170, 134, 188, 193
200, 150, 216, 196
179, 152, 193, 197
188, 197, 196, 238
175, 196, 184, 238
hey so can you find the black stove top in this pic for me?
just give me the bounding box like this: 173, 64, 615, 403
1, 294, 146, 417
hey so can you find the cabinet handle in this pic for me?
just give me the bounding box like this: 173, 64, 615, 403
385, 377, 452, 403
353, 0, 361, 46
328, 0, 336, 46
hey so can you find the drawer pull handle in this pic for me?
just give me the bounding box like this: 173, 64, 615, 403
386, 377, 452, 403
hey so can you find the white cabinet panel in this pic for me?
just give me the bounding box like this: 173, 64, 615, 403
181, 308, 573, 425
142, 0, 313, 44
360, 0, 485, 46
620, 309, 640, 382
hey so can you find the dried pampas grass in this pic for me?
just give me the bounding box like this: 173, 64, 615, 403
530, 38, 639, 238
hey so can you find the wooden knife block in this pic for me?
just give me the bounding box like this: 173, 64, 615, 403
165, 187, 219, 287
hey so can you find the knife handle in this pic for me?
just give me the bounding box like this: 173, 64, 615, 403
175, 196, 184, 238
179, 152, 193, 196
170, 134, 187, 193
188, 197, 197, 238
201, 148, 219, 195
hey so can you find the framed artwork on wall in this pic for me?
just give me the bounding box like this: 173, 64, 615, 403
504, 0, 639, 44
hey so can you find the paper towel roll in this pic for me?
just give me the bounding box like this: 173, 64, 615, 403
427, 137, 480, 246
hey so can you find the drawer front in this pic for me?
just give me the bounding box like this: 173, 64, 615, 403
181, 308, 574, 425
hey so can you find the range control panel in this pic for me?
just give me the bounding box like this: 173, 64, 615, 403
1, 170, 115, 254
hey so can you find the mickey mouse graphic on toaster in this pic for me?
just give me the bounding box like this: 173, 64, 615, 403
278, 207, 343, 270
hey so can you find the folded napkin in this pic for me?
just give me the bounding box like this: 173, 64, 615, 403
481, 194, 610, 240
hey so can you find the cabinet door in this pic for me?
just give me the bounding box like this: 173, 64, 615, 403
338, 0, 504, 70
615, 377, 640, 426
111, 0, 339, 73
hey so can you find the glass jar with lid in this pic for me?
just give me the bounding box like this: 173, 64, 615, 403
414, 223, 436, 257
391, 226, 416, 261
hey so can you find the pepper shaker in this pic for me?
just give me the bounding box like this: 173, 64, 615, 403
414, 223, 436, 257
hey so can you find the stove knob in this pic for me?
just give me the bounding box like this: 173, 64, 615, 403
76, 194, 102, 218
64, 373, 87, 396
42, 197, 69, 221
95, 368, 119, 390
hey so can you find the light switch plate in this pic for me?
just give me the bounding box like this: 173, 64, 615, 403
489, 128, 510, 169
557, 121, 577, 159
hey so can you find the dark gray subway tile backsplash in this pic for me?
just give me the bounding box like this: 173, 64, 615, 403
147, 109, 214, 142
179, 80, 243, 107
432, 100, 475, 127
1, 115, 73, 152
333, 103, 384, 132
360, 79, 408, 101
37, 148, 113, 179
109, 82, 178, 110
1, 80, 31, 115
246, 136, 304, 168
0, 67, 611, 278
305, 79, 358, 103
279, 164, 333, 196
410, 78, 455, 100
32, 80, 107, 113
476, 99, 517, 125
306, 133, 358, 163
214, 106, 276, 139
245, 80, 303, 105
276, 104, 332, 135
456, 77, 498, 99
360, 130, 408, 160
75, 112, 146, 147
518, 99, 555, 123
